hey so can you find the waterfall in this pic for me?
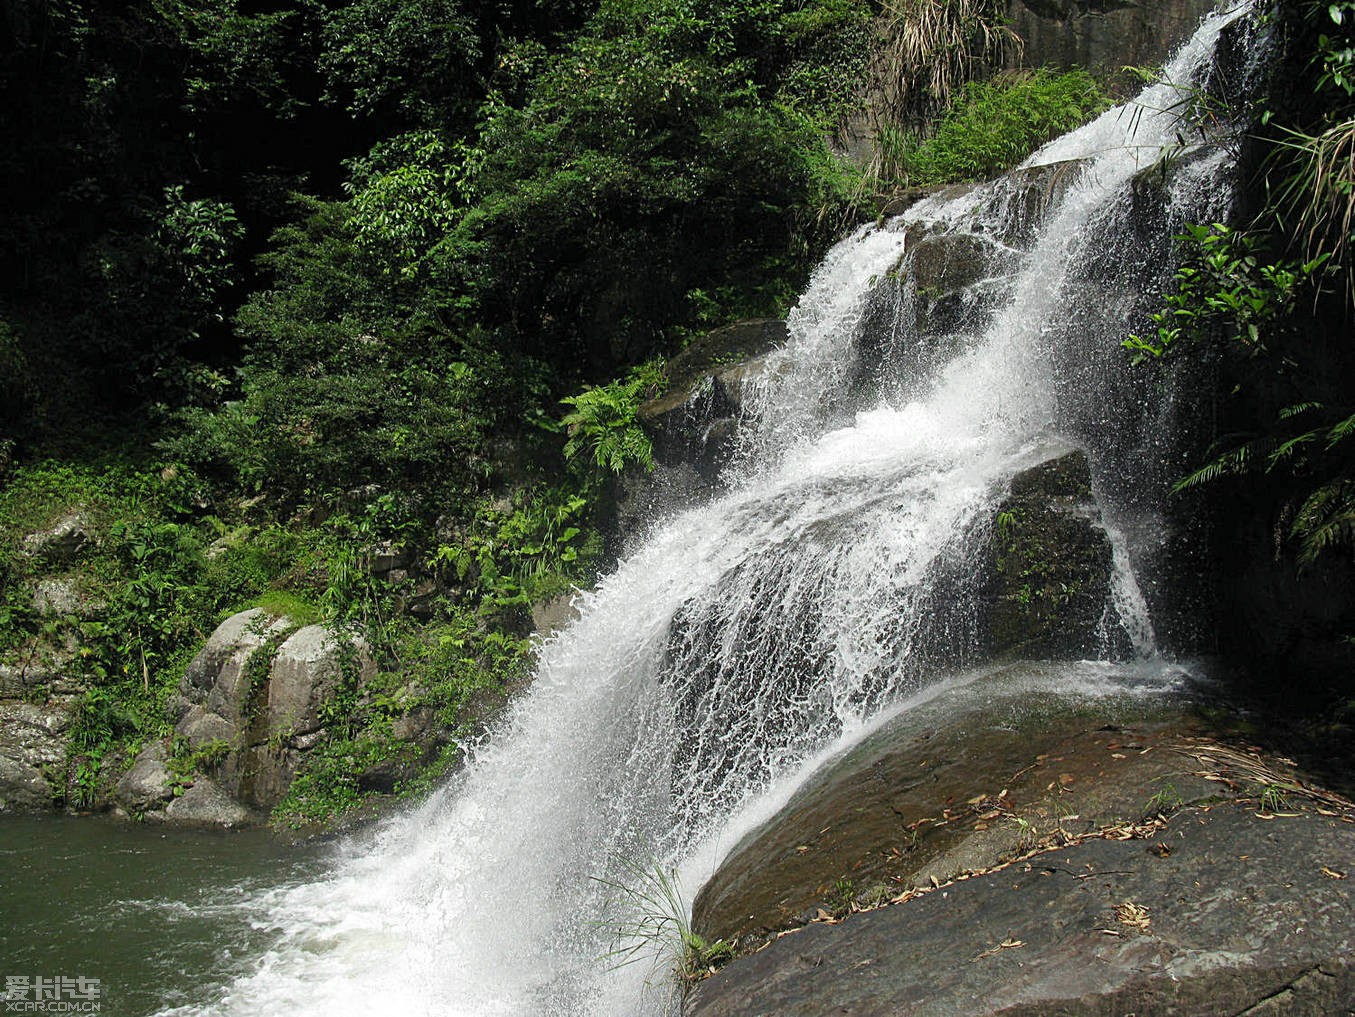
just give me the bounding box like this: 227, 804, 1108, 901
164, 5, 1258, 1016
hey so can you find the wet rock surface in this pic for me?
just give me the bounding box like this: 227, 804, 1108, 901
688, 660, 1355, 1017
983, 449, 1114, 659
617, 319, 787, 541
692, 663, 1206, 950
688, 800, 1355, 1017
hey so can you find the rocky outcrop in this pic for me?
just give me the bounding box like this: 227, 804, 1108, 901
0, 702, 71, 811
19, 513, 92, 565
691, 663, 1202, 951
616, 320, 787, 541
170, 609, 378, 817
686, 665, 1355, 1016
1006, 0, 1219, 88
688, 801, 1355, 1016
984, 449, 1114, 658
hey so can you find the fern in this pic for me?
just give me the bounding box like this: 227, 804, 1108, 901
560, 359, 665, 475
1293, 480, 1355, 563
1172, 440, 1263, 492
1327, 412, 1355, 448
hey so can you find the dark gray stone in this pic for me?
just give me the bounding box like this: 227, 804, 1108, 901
688, 804, 1355, 1017
984, 449, 1114, 659
162, 776, 254, 828
114, 742, 174, 813
691, 663, 1205, 951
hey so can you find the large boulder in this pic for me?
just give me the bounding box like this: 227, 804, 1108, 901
688, 800, 1355, 1017
162, 775, 254, 828
686, 665, 1355, 1016
113, 741, 175, 814
691, 662, 1207, 952
171, 609, 377, 819
0, 702, 70, 811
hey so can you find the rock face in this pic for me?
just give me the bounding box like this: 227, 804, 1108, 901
691, 663, 1204, 951
688, 803, 1355, 1017
171, 609, 377, 818
983, 449, 1114, 659
616, 319, 787, 541
0, 703, 71, 811
687, 665, 1355, 1016
1006, 0, 1219, 86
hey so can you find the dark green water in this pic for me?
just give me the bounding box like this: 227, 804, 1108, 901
0, 815, 326, 1016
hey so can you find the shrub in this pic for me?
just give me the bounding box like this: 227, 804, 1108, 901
884, 68, 1111, 185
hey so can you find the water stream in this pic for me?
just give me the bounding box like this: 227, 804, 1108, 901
141, 6, 1259, 1015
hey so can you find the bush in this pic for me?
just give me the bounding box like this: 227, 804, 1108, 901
884, 68, 1111, 185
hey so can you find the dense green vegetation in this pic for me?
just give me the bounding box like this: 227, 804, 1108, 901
874, 67, 1110, 185
0, 0, 890, 825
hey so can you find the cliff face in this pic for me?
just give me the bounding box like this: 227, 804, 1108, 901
1006, 0, 1219, 83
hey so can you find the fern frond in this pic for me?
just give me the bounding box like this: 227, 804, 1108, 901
1279, 401, 1324, 419
1293, 479, 1355, 563
1172, 440, 1263, 492
1327, 412, 1355, 449
1267, 429, 1320, 469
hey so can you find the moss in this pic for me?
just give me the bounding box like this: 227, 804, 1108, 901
988, 452, 1112, 658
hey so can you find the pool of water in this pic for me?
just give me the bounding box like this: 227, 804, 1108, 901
0, 814, 325, 1016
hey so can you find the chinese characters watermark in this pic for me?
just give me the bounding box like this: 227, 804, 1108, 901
2, 976, 101, 1013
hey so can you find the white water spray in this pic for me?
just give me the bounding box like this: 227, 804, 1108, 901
164, 6, 1256, 1015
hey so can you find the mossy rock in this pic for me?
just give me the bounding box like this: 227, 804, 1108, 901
986, 449, 1113, 658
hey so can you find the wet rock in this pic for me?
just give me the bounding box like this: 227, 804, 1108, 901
21, 513, 92, 565
691, 662, 1206, 951
688, 801, 1355, 1017
530, 594, 580, 638
984, 449, 1113, 658
162, 776, 254, 828
114, 742, 174, 813
0, 702, 70, 811
638, 319, 787, 463
617, 320, 788, 543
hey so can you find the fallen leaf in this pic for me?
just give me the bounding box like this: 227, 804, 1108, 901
1321, 866, 1348, 880
1114, 901, 1151, 930
1111, 752, 1127, 760
974, 938, 1025, 960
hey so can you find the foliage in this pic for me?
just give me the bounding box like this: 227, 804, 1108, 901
878, 69, 1111, 185
873, 0, 1018, 128
1125, 0, 1355, 571
561, 361, 667, 475
594, 861, 735, 985
1123, 223, 1330, 364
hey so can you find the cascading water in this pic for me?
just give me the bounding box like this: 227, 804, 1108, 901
164, 6, 1260, 1016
